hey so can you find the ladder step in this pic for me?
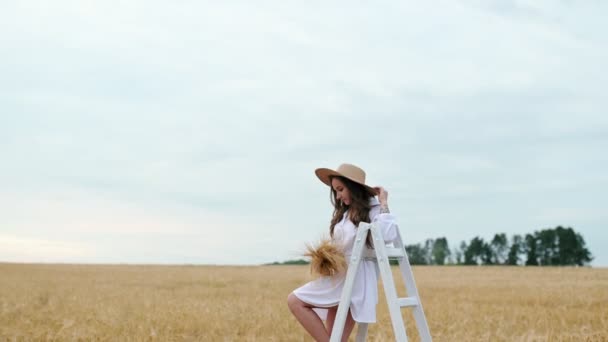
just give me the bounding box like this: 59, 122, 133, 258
331, 223, 432, 342
397, 297, 419, 308
386, 247, 405, 258
362, 247, 405, 259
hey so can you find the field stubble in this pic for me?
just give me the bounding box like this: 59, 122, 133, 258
0, 263, 606, 341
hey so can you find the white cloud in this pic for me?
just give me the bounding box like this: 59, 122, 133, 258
0, 234, 94, 263
534, 208, 608, 223
0, 1, 606, 265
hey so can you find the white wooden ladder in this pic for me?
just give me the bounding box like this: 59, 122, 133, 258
329, 222, 432, 342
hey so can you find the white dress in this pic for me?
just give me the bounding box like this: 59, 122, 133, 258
292, 197, 399, 323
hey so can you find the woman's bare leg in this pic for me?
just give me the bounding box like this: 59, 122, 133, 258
325, 306, 356, 342
287, 293, 330, 342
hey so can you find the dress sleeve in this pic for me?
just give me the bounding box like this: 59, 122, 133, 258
370, 205, 399, 243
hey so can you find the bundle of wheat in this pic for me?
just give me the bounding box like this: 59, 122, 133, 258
304, 238, 347, 278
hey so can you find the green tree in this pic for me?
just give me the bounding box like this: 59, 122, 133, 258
405, 244, 428, 265
536, 228, 559, 265
454, 240, 467, 265
524, 226, 593, 266
524, 233, 539, 266
506, 234, 523, 265
464, 236, 485, 265
432, 237, 450, 265
402, 226, 592, 267
424, 238, 434, 265
480, 240, 493, 265
490, 233, 508, 265
554, 226, 592, 266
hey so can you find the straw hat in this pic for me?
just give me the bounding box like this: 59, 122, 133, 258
315, 163, 378, 195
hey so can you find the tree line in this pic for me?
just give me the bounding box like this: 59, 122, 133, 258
405, 226, 593, 266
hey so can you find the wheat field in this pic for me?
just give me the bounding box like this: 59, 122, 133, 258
1, 263, 606, 341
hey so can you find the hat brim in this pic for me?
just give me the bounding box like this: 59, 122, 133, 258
315, 168, 378, 196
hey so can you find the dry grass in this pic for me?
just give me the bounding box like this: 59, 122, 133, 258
304, 238, 347, 278
1, 263, 607, 341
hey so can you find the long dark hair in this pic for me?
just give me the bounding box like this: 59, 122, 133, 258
329, 176, 375, 248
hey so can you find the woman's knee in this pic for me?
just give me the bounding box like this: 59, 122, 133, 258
287, 292, 300, 312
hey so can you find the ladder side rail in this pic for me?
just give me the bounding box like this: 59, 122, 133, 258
370, 223, 408, 342
393, 229, 421, 298
394, 229, 433, 342
329, 224, 370, 342
355, 323, 368, 342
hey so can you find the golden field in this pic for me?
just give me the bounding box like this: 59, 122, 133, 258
1, 263, 606, 341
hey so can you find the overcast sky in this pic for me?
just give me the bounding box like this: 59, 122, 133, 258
1, 1, 607, 266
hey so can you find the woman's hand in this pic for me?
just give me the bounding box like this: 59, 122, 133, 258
373, 186, 389, 206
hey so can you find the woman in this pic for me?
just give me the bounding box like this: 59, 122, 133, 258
287, 163, 399, 342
